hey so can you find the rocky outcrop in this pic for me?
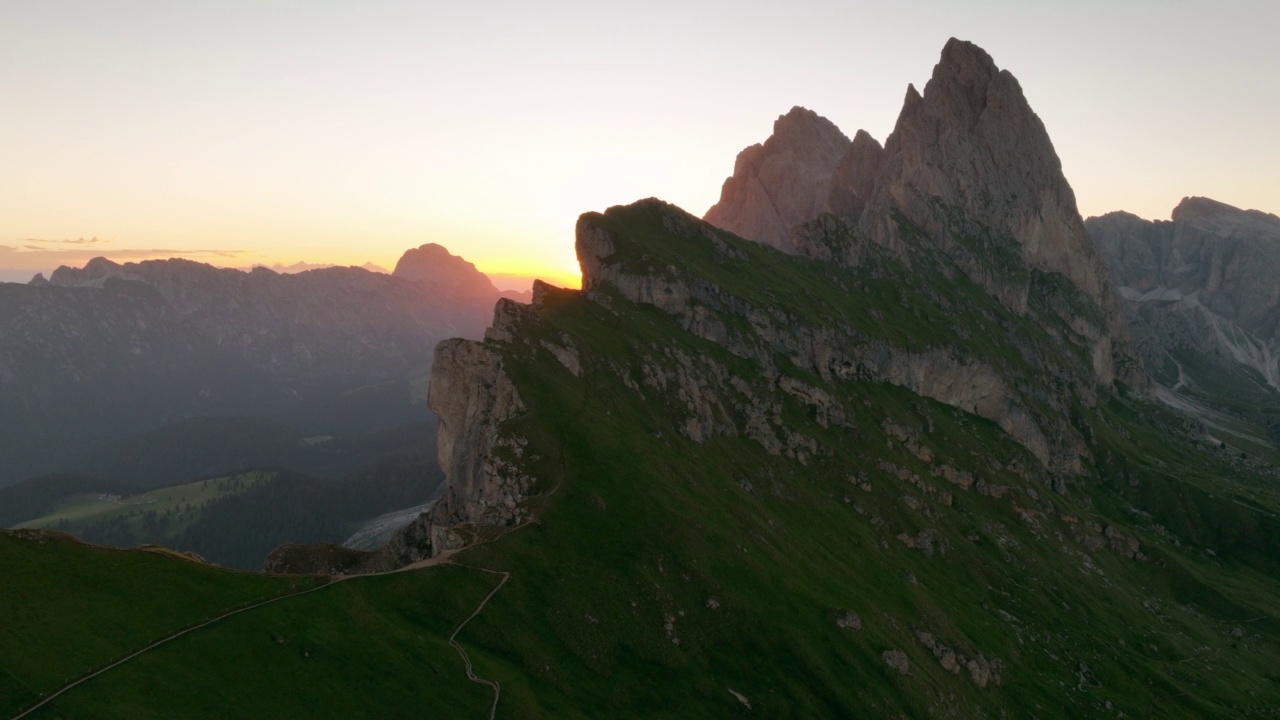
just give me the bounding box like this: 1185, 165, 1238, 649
263, 542, 374, 575
1088, 197, 1280, 392
827, 130, 883, 220
704, 107, 851, 253
428, 338, 530, 535
384, 324, 535, 560
916, 631, 1005, 688
703, 39, 1136, 390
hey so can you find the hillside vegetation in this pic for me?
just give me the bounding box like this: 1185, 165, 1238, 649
5, 202, 1279, 718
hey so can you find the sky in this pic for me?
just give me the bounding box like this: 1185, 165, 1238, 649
2, 0, 1277, 285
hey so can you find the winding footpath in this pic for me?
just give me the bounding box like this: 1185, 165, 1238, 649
10, 533, 527, 720
11, 580, 338, 720
8, 546, 483, 720
447, 566, 510, 720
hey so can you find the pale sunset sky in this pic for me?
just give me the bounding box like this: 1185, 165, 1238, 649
1, 1, 1276, 286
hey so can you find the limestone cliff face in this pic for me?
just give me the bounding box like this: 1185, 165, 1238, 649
1088, 197, 1280, 391
581, 201, 1065, 471
869, 40, 1108, 309
704, 107, 851, 253
384, 304, 540, 561
703, 39, 1136, 389
424, 334, 532, 551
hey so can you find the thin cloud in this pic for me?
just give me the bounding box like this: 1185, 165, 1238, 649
0, 246, 249, 276
24, 237, 110, 245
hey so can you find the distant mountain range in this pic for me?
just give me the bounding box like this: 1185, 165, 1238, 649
0, 243, 523, 487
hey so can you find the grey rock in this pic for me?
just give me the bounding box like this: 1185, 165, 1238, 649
704, 107, 851, 253
882, 649, 911, 674
703, 39, 1138, 391
1088, 197, 1280, 392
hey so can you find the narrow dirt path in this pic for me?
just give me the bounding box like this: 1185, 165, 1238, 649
447, 566, 510, 720
10, 579, 337, 720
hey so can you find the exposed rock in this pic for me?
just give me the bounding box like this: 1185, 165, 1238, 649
883, 648, 911, 675
828, 130, 884, 220
424, 337, 530, 553
704, 107, 851, 253
917, 630, 1004, 687
703, 39, 1139, 391
27, 273, 49, 287
1088, 197, 1280, 392
262, 542, 375, 575
870, 40, 1112, 318
834, 609, 863, 631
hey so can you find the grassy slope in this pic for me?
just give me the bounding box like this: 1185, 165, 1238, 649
0, 531, 324, 718
437, 281, 1280, 718
14, 472, 273, 533
21, 567, 498, 720
5, 205, 1279, 718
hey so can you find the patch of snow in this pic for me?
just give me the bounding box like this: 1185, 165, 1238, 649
342, 500, 435, 551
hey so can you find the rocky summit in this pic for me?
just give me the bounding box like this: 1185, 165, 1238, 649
703, 106, 852, 254
706, 38, 1135, 390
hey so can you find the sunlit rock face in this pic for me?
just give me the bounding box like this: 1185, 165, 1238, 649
1088, 197, 1280, 391
704, 107, 851, 254
704, 38, 1138, 390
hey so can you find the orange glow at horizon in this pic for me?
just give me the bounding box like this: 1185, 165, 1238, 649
3, 4, 1277, 288
480, 266, 582, 290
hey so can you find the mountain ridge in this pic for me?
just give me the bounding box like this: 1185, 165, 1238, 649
1087, 196, 1280, 396
704, 37, 1138, 392
0, 244, 510, 486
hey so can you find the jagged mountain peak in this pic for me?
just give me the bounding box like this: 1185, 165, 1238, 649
703, 107, 852, 253
770, 106, 849, 148
48, 256, 138, 288
1172, 195, 1242, 220
704, 38, 1137, 389
879, 37, 1103, 305
934, 37, 1002, 100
